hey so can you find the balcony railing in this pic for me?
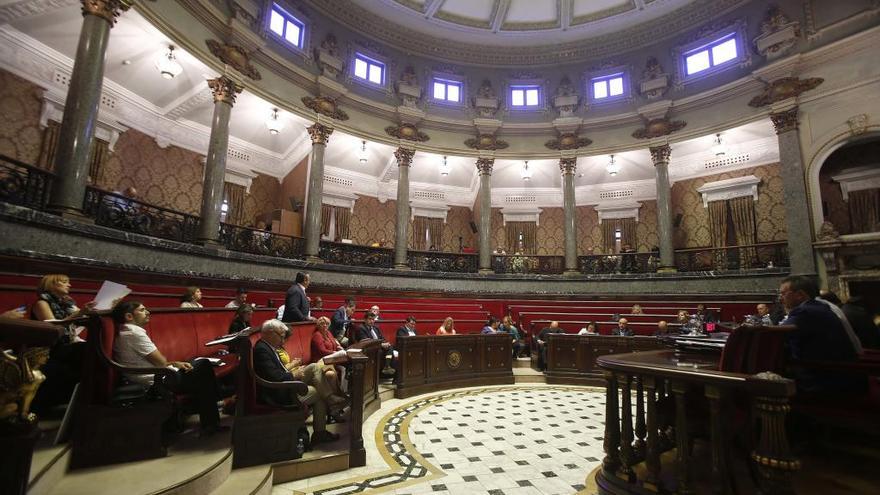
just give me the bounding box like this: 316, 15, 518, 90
0, 154, 54, 210
578, 252, 657, 275
674, 242, 789, 272
492, 254, 565, 274
219, 223, 304, 259
319, 241, 394, 268
83, 187, 200, 243
408, 250, 478, 273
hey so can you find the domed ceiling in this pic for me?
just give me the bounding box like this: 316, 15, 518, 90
305, 0, 748, 65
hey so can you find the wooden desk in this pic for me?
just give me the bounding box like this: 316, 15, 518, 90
544, 334, 666, 385
395, 334, 514, 398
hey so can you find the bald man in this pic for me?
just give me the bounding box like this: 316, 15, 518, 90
537, 321, 564, 371
613, 317, 634, 337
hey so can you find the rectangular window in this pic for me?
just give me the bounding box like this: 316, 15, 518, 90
591, 73, 625, 100
353, 53, 385, 85
684, 33, 737, 76
269, 3, 304, 49
433, 78, 462, 103
510, 85, 541, 108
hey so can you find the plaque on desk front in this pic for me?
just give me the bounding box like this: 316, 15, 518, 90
447, 350, 462, 369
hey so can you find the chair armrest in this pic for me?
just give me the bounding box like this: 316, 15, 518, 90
253, 375, 309, 396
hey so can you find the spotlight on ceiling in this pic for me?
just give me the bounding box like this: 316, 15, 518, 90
712, 133, 728, 157
358, 140, 368, 164
606, 155, 620, 176
521, 160, 532, 181
155, 45, 183, 80
440, 156, 449, 176
266, 108, 283, 135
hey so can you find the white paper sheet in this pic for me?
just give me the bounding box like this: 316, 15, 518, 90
94, 280, 131, 310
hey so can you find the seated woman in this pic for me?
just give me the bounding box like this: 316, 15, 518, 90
228, 304, 253, 334
30, 274, 96, 414
578, 321, 599, 335
180, 286, 203, 308
500, 316, 526, 357
309, 316, 346, 395
436, 317, 456, 335
481, 316, 500, 334
631, 304, 644, 315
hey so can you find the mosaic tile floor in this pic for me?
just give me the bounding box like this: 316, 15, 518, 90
273, 385, 606, 495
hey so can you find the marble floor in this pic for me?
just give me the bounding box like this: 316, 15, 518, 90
273, 384, 607, 495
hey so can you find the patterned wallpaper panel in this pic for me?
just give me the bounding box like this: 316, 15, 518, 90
576, 206, 603, 254
536, 207, 564, 255
242, 174, 282, 227
442, 206, 476, 252
637, 200, 660, 252
101, 129, 206, 215
349, 196, 397, 246
670, 163, 786, 248
0, 70, 45, 165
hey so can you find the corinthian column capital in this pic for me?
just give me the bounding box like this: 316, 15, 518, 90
649, 144, 671, 165
770, 107, 799, 134
307, 123, 334, 145
476, 158, 494, 175
560, 158, 577, 175
394, 147, 415, 167
81, 0, 132, 25
208, 76, 244, 106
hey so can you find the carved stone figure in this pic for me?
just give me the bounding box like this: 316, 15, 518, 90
1, 346, 50, 423
396, 66, 421, 107
753, 6, 800, 60
817, 220, 840, 241
640, 57, 668, 100
315, 34, 344, 78
473, 79, 499, 117
477, 79, 496, 99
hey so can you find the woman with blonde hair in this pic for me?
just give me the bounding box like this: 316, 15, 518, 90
631, 304, 643, 315
180, 286, 203, 308
436, 317, 456, 335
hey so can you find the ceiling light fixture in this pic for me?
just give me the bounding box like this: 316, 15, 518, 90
358, 140, 368, 164
266, 108, 283, 135
155, 45, 183, 80
711, 133, 728, 157
440, 156, 449, 176
521, 160, 532, 181
606, 155, 620, 176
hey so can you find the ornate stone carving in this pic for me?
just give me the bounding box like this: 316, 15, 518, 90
205, 39, 262, 81
0, 346, 50, 423
770, 107, 799, 134
639, 57, 669, 100
465, 133, 509, 151
396, 66, 421, 108
394, 147, 415, 167
748, 77, 824, 108
315, 34, 344, 78
473, 80, 499, 118
753, 6, 800, 61
81, 0, 131, 25
649, 144, 672, 164
632, 118, 686, 140
307, 123, 334, 145
559, 158, 577, 175
476, 158, 494, 175
302, 95, 350, 121
816, 220, 841, 241
847, 114, 870, 136
552, 76, 579, 117
385, 123, 429, 142
545, 133, 592, 151
207, 76, 243, 105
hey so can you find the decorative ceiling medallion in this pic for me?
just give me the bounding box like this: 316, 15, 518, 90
385, 123, 429, 142
302, 95, 349, 121
748, 77, 824, 107
205, 39, 262, 81
545, 133, 592, 151
465, 134, 509, 151
632, 118, 687, 140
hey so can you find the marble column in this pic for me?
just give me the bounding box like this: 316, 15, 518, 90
195, 76, 243, 245
476, 158, 494, 274
650, 144, 676, 272
393, 147, 415, 270
48, 0, 131, 217
303, 123, 334, 261
560, 157, 579, 275
771, 107, 816, 276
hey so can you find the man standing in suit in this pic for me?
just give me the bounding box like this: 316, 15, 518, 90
330, 297, 356, 347
613, 317, 634, 336
281, 272, 313, 323
396, 316, 418, 339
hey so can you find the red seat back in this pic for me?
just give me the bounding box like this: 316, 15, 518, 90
720, 327, 754, 373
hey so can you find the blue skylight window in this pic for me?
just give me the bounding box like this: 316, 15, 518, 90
433, 78, 462, 102
269, 3, 304, 48
591, 73, 625, 100
510, 85, 541, 107
353, 53, 385, 85
684, 33, 738, 76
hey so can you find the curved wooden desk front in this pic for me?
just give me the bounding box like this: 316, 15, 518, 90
395, 334, 514, 398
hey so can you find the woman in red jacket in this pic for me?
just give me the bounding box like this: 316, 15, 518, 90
311, 316, 342, 362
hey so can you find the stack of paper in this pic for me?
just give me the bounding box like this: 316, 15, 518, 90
94, 280, 132, 310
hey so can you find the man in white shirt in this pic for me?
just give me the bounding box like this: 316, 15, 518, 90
112, 301, 224, 435
225, 288, 248, 309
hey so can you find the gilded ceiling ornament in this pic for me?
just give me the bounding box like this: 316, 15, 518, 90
205, 39, 262, 81
559, 158, 577, 175
769, 107, 799, 134
302, 95, 350, 121
81, 0, 132, 25
464, 134, 509, 151
632, 118, 686, 140
307, 123, 334, 145
748, 77, 823, 108
207, 76, 243, 105
545, 133, 592, 151
649, 144, 672, 164
476, 158, 494, 175
394, 147, 415, 167
385, 123, 430, 142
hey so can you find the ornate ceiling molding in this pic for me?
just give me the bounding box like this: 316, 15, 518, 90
632, 118, 687, 140
544, 132, 592, 151
385, 123, 429, 142
302, 95, 349, 121
205, 39, 261, 81
747, 77, 824, 108
465, 133, 509, 151
0, 0, 79, 24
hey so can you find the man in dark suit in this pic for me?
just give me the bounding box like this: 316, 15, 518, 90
695, 303, 718, 323
253, 319, 339, 444
613, 317, 634, 336
779, 276, 862, 393
281, 272, 313, 323
355, 312, 396, 379
330, 297, 356, 347
396, 316, 418, 339
536, 321, 564, 371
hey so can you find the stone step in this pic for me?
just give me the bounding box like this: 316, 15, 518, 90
513, 357, 534, 368
208, 465, 272, 495
513, 367, 547, 384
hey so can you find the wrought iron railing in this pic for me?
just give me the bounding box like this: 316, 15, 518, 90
319, 241, 394, 268
674, 242, 789, 272
0, 154, 54, 210
492, 254, 565, 274
219, 223, 304, 259
408, 250, 478, 273
82, 187, 199, 243
578, 253, 658, 275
